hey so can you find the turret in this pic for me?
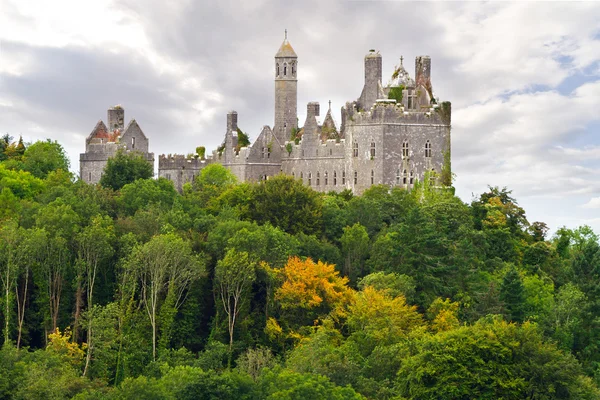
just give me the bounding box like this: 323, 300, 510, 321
274, 30, 298, 144
358, 50, 384, 110
107, 105, 124, 132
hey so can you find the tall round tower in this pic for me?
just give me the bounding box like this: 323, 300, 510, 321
274, 30, 298, 144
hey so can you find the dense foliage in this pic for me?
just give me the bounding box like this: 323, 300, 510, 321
1, 137, 600, 399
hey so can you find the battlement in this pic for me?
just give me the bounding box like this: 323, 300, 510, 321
158, 154, 209, 169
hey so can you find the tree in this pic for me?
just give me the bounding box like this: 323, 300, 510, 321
500, 268, 526, 323
396, 317, 599, 399
0, 221, 19, 344
249, 174, 323, 236
76, 215, 115, 376
22, 139, 70, 179
127, 233, 203, 360
340, 223, 369, 284
117, 177, 177, 216
357, 271, 415, 301
99, 150, 153, 190
214, 249, 257, 360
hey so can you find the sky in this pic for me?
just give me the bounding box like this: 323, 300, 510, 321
1, 1, 600, 235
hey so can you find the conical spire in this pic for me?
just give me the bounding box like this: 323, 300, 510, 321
275, 30, 297, 58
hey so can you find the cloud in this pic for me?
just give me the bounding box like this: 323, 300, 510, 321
582, 197, 600, 209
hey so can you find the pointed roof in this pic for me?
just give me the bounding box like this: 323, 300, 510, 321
389, 56, 415, 87
123, 118, 148, 139
275, 30, 297, 58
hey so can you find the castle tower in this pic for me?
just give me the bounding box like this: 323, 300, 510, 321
274, 30, 298, 144
358, 50, 383, 110
107, 105, 125, 132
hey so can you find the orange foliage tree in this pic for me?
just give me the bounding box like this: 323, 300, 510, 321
273, 256, 354, 332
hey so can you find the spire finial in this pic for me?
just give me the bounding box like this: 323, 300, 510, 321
400, 55, 404, 65
285, 29, 287, 40
328, 100, 332, 111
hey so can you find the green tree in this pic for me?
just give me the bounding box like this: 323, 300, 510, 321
357, 271, 416, 301
76, 215, 115, 376
99, 150, 153, 190
21, 139, 70, 179
249, 174, 322, 236
127, 233, 204, 360
500, 268, 526, 323
340, 223, 370, 284
214, 249, 257, 360
397, 317, 599, 399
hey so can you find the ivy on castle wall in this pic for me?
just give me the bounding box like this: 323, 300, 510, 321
388, 85, 405, 104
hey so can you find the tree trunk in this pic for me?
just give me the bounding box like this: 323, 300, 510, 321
73, 277, 82, 341
16, 269, 29, 349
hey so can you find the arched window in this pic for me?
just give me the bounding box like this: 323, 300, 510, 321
333, 171, 337, 185
324, 171, 328, 185
371, 170, 374, 185
409, 170, 414, 185
276, 63, 280, 76
342, 171, 346, 185
284, 63, 287, 76
425, 140, 432, 158
291, 63, 295, 76
396, 169, 401, 184
354, 171, 358, 185
370, 141, 376, 158
316, 172, 320, 186
403, 169, 407, 185
402, 140, 409, 158
353, 142, 359, 157
430, 168, 436, 185
308, 172, 312, 186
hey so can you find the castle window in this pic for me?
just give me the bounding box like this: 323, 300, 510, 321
276, 63, 280, 76
342, 171, 346, 185
300, 172, 303, 180
262, 147, 265, 158
403, 169, 407, 185
302, 149, 304, 157
409, 170, 414, 185
292, 63, 295, 76
316, 149, 318, 156
324, 171, 328, 185
370, 142, 376, 158
425, 140, 432, 158
333, 171, 337, 185
132, 137, 135, 149
317, 172, 320, 186
353, 142, 359, 157
430, 168, 436, 185
402, 140, 409, 158
396, 169, 401, 184
308, 172, 312, 185
268, 147, 271, 159
89, 172, 92, 181
284, 63, 287, 76
354, 171, 358, 185
371, 170, 374, 185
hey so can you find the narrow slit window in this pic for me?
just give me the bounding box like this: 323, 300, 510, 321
308, 172, 312, 186
333, 171, 337, 185
132, 137, 135, 149
371, 170, 374, 185
317, 172, 320, 186
324, 171, 328, 185
354, 171, 358, 185
370, 142, 376, 158
276, 63, 280, 76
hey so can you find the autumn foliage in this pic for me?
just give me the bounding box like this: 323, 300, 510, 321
275, 256, 354, 311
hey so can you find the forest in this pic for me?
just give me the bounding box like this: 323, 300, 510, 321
1, 135, 600, 399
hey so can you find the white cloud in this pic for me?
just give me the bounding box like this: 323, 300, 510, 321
582, 197, 600, 209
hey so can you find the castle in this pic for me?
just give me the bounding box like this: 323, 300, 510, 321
81, 33, 451, 194
80, 105, 154, 184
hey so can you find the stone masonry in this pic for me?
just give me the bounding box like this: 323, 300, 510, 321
148, 33, 453, 194
80, 105, 154, 184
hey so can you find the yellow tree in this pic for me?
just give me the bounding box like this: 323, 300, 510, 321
274, 256, 354, 330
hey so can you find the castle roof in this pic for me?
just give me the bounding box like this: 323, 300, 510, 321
275, 39, 297, 58
389, 57, 415, 87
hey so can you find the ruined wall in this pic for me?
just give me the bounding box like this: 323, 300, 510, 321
158, 155, 206, 192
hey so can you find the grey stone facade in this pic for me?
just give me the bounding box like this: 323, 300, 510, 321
80, 105, 154, 184
158, 34, 451, 195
